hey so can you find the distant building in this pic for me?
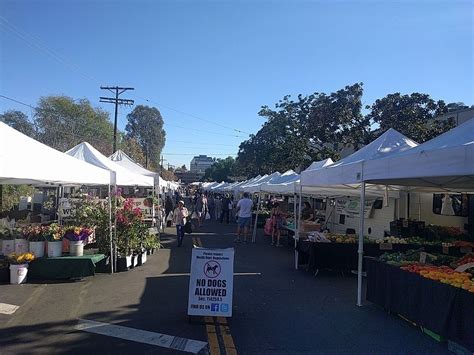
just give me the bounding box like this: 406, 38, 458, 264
175, 169, 203, 184
190, 155, 215, 174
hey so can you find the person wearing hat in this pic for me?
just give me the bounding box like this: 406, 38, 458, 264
172, 200, 189, 247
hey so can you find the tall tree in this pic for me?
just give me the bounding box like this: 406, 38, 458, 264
125, 105, 166, 167
0, 110, 36, 136
118, 135, 147, 167
366, 92, 454, 143
203, 157, 236, 182
34, 96, 114, 154
236, 83, 369, 176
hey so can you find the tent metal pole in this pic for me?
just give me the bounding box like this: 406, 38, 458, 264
357, 181, 366, 307
252, 191, 261, 243
296, 184, 302, 270
108, 183, 114, 274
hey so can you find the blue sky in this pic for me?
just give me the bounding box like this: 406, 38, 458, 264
1, 0, 472, 168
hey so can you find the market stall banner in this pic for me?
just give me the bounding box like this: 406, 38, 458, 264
58, 198, 78, 218
336, 199, 374, 218
130, 198, 154, 220
187, 248, 234, 317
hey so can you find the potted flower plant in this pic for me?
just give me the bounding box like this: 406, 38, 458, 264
8, 252, 35, 284
116, 198, 145, 271
43, 224, 63, 257
14, 228, 29, 255
23, 226, 45, 258
0, 227, 15, 256
63, 226, 93, 256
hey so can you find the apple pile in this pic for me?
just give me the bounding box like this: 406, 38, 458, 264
400, 264, 474, 292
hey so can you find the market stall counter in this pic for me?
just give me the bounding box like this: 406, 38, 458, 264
296, 239, 468, 272
28, 254, 105, 280
365, 257, 474, 351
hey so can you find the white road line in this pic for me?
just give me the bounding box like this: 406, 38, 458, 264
76, 319, 208, 354
0, 303, 19, 315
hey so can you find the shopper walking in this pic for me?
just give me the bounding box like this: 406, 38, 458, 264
215, 195, 222, 221
165, 196, 174, 223
172, 200, 189, 247
220, 194, 231, 224
207, 194, 215, 220
235, 192, 254, 243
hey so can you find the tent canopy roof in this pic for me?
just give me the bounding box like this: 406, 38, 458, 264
66, 142, 153, 187
364, 118, 474, 190
109, 150, 158, 177
301, 128, 418, 187
0, 122, 111, 186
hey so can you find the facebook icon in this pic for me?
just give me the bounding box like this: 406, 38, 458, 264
211, 303, 219, 312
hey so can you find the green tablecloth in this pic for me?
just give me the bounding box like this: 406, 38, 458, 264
28, 254, 105, 280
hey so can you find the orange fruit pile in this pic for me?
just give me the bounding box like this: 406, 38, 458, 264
400, 264, 474, 292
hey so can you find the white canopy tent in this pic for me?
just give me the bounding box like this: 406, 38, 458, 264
0, 123, 115, 273
67, 142, 154, 187
261, 170, 300, 195
350, 119, 474, 306
300, 129, 419, 307
235, 175, 263, 194
0, 122, 111, 186
301, 129, 418, 187
364, 118, 474, 189
109, 150, 157, 178
242, 172, 281, 194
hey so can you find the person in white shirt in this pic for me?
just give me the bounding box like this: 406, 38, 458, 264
235, 192, 254, 243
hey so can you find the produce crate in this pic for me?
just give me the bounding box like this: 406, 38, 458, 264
421, 327, 445, 343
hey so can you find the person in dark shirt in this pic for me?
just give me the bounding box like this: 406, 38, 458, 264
220, 194, 231, 224
301, 201, 313, 221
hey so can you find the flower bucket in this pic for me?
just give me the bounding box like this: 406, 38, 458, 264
116, 255, 132, 272
1, 239, 15, 256
29, 241, 45, 258
69, 241, 84, 256
10, 264, 28, 284
14, 239, 29, 254
47, 241, 63, 257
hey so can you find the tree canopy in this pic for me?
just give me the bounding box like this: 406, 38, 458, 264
236, 84, 463, 177
236, 83, 370, 176
0, 110, 36, 136
203, 157, 236, 182
365, 92, 455, 143
125, 105, 166, 168
34, 96, 114, 154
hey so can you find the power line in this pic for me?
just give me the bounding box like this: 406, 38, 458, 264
166, 140, 237, 147
136, 95, 251, 135
164, 122, 245, 138
0, 16, 252, 137
0, 94, 35, 109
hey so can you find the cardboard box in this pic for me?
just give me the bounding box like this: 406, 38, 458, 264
300, 221, 321, 232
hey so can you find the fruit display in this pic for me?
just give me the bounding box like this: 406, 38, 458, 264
452, 253, 474, 268
375, 236, 408, 244
324, 233, 374, 244
400, 264, 474, 292
379, 250, 422, 265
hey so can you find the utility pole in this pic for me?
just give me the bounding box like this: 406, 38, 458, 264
99, 86, 135, 152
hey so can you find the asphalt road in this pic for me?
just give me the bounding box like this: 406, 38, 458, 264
0, 220, 449, 354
